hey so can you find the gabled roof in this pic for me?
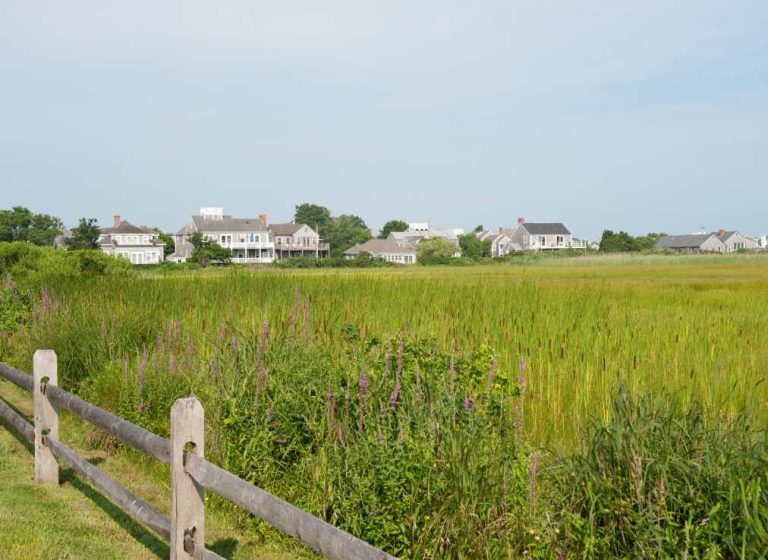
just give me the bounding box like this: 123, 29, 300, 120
187, 215, 269, 233
100, 221, 155, 235
520, 223, 571, 235
655, 234, 721, 249
270, 223, 305, 236
344, 238, 416, 256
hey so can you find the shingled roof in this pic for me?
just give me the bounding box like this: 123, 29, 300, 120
100, 221, 155, 235
180, 215, 269, 233
520, 223, 571, 235
344, 238, 416, 256
655, 234, 717, 249
270, 223, 304, 236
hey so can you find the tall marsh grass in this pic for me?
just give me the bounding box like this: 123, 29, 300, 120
1, 251, 767, 557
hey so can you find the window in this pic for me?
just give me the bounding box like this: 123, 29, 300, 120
539, 236, 546, 246
254, 235, 260, 243
238, 234, 245, 242
556, 235, 564, 245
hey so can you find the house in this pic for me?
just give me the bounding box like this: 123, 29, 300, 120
507, 218, 581, 251
170, 207, 275, 264
343, 238, 417, 264
98, 215, 165, 265
714, 229, 759, 252
756, 235, 767, 250
388, 222, 464, 246
269, 223, 330, 259
475, 229, 520, 257
654, 233, 725, 253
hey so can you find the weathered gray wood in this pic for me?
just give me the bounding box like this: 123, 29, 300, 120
33, 350, 58, 484
45, 384, 171, 464
185, 454, 398, 560
0, 362, 34, 392
171, 398, 205, 560
43, 434, 172, 540
0, 397, 34, 443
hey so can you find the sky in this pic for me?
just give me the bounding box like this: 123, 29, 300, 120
1, 1, 766, 239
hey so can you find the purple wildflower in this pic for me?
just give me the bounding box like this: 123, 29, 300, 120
137, 349, 148, 391
529, 452, 540, 512
388, 382, 401, 412
358, 371, 368, 398
487, 356, 497, 392
464, 394, 474, 411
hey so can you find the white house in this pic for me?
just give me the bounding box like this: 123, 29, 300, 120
343, 238, 417, 264
269, 223, 330, 259
170, 207, 275, 264
756, 235, 767, 250
386, 222, 462, 257
98, 215, 165, 265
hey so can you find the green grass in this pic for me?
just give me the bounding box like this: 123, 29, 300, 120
0, 379, 310, 560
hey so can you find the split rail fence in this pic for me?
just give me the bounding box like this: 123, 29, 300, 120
0, 350, 397, 560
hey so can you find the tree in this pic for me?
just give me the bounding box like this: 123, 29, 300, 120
600, 230, 668, 252
66, 218, 100, 250
458, 233, 491, 260
294, 203, 331, 229
323, 215, 371, 257
187, 232, 232, 267
378, 220, 408, 239
417, 238, 458, 265
153, 228, 175, 258
473, 224, 484, 233
0, 206, 61, 246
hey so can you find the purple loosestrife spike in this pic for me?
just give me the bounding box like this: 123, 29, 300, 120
40, 286, 52, 312
257, 319, 268, 365
358, 371, 368, 398
464, 394, 474, 411
137, 349, 148, 392
487, 356, 497, 392
156, 333, 162, 352
529, 452, 540, 513
165, 324, 172, 346
389, 382, 401, 412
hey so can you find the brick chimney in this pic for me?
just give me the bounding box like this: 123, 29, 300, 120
113, 214, 121, 228
517, 217, 525, 225
717, 228, 725, 237
259, 213, 268, 229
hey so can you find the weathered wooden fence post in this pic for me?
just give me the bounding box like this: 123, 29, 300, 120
33, 349, 59, 484
171, 397, 205, 559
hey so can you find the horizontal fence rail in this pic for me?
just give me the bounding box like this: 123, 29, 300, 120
0, 353, 397, 560
186, 454, 397, 560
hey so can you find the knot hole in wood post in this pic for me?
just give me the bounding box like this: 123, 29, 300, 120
171, 397, 205, 559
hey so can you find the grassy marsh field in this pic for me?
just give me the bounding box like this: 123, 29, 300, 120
1, 250, 767, 558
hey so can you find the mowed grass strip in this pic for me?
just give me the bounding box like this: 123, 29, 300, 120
0, 380, 309, 560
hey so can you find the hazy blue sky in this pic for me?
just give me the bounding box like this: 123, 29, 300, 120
1, 1, 766, 238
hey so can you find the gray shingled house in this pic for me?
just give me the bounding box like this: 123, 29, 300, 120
343, 238, 417, 264
98, 215, 165, 265
655, 233, 725, 253
170, 207, 274, 264
269, 223, 330, 259
507, 218, 580, 251
713, 229, 758, 252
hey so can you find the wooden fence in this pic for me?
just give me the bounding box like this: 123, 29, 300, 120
0, 351, 397, 560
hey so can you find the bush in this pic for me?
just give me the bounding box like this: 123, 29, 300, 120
556, 388, 768, 558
